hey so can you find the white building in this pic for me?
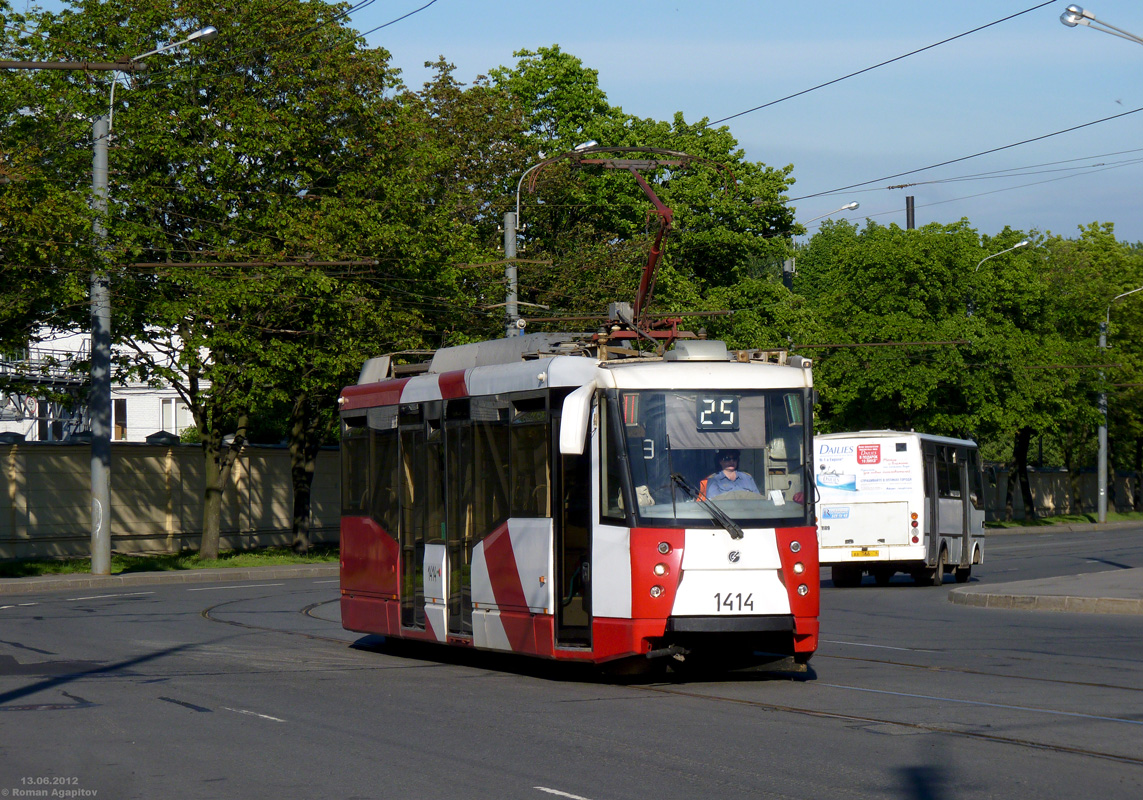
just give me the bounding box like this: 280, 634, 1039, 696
0, 330, 194, 442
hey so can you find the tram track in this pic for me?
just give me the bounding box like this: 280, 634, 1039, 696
199, 594, 1143, 767
629, 682, 1143, 767
812, 651, 1143, 693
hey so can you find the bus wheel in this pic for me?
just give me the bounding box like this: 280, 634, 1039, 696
873, 567, 894, 586
928, 549, 947, 586
954, 565, 971, 583
831, 564, 861, 588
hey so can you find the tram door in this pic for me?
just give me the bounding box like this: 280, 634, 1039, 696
399, 402, 443, 630
555, 409, 593, 647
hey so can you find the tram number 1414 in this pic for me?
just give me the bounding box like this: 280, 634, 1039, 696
714, 592, 755, 613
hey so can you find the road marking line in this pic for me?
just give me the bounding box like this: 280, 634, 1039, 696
822, 683, 1143, 725
18, 603, 38, 607
222, 706, 286, 723
313, 579, 339, 584
535, 788, 594, 800
187, 583, 285, 592
822, 639, 935, 653
67, 591, 155, 601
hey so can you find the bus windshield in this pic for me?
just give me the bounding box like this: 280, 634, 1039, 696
609, 389, 811, 528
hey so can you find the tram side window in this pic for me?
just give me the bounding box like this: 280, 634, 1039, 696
368, 406, 400, 536
600, 398, 626, 521
510, 397, 551, 517
341, 415, 369, 515
472, 397, 510, 536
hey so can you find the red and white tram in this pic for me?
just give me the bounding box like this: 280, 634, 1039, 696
338, 332, 819, 670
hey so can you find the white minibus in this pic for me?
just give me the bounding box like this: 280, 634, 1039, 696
814, 430, 985, 587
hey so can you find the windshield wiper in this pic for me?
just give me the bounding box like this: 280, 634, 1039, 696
670, 473, 745, 540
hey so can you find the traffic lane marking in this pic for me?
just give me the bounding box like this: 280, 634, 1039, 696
186, 583, 285, 592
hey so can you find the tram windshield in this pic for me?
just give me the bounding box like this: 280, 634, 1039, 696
607, 389, 811, 527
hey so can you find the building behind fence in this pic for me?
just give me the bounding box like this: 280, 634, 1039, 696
1, 442, 339, 560
1, 443, 1138, 561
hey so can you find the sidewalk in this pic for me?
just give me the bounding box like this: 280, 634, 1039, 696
948, 519, 1143, 615
0, 563, 339, 596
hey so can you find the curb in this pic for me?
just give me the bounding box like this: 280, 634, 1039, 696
0, 563, 339, 596
985, 520, 1142, 535
948, 586, 1143, 615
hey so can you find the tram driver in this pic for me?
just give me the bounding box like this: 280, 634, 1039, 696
699, 448, 761, 499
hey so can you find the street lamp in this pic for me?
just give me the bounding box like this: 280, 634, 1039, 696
1096, 285, 1143, 522
90, 26, 216, 575
777, 201, 859, 290
800, 201, 860, 226
966, 239, 1031, 318
503, 140, 598, 336
1060, 5, 1143, 46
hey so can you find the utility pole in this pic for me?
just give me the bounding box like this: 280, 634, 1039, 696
90, 115, 112, 575
906, 196, 915, 230
1097, 320, 1108, 523
503, 211, 519, 337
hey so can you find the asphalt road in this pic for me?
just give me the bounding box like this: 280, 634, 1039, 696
1, 530, 1141, 799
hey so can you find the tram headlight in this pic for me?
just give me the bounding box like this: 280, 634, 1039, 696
790, 540, 802, 553
793, 562, 805, 575
797, 584, 809, 597
650, 585, 664, 598
657, 542, 671, 555
653, 563, 669, 577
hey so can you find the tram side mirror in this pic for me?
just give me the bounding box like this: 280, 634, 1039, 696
559, 383, 596, 456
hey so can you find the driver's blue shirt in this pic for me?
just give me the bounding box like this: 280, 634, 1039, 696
704, 470, 760, 498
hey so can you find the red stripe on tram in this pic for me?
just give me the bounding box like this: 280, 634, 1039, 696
481, 525, 529, 611
438, 370, 468, 399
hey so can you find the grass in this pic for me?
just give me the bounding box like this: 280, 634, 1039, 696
986, 510, 1143, 529
0, 544, 339, 579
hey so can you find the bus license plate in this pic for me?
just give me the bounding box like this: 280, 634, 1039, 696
851, 548, 879, 558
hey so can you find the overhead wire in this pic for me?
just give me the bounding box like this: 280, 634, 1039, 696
705, 0, 1061, 127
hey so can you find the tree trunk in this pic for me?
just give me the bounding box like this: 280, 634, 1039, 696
1003, 463, 1016, 523
289, 391, 324, 554
198, 409, 250, 560
1134, 436, 1142, 512
200, 430, 224, 561
1014, 426, 1036, 520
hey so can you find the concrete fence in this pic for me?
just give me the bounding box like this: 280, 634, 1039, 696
1, 442, 339, 560
985, 466, 1141, 520
2, 442, 1137, 560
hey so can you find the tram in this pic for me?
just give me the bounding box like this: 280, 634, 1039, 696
338, 328, 819, 669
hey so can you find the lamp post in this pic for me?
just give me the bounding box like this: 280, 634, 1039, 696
1060, 5, 1143, 46
504, 140, 597, 336
89, 26, 216, 575
1096, 285, 1143, 522
966, 239, 1031, 318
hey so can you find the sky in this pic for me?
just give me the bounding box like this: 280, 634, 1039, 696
346, 0, 1143, 243
25, 0, 1143, 242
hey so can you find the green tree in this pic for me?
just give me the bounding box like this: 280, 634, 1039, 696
487, 46, 797, 335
